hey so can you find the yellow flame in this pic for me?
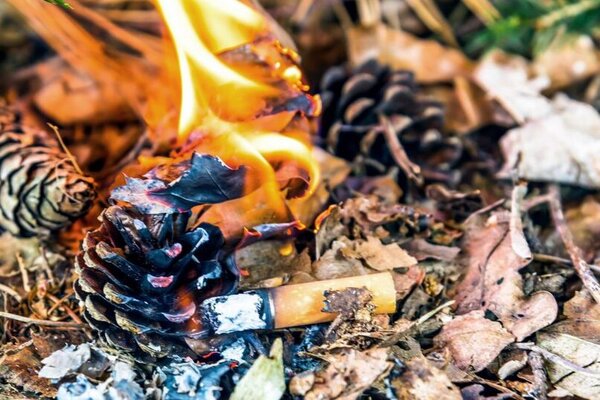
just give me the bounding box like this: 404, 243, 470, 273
154, 0, 320, 208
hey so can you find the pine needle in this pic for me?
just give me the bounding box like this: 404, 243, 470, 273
44, 0, 72, 9
47, 123, 84, 176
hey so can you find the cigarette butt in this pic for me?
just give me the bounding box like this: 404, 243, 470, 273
271, 272, 396, 328
199, 272, 397, 335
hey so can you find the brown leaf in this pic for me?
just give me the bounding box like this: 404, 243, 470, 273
290, 347, 393, 400
388, 356, 461, 400
0, 345, 56, 398
532, 36, 599, 90
313, 236, 417, 280
454, 212, 557, 340
347, 24, 473, 84
535, 290, 600, 399
235, 241, 312, 288
434, 310, 514, 372
348, 236, 417, 271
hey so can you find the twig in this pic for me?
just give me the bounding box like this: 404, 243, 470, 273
514, 342, 600, 378
0, 283, 22, 303
48, 123, 84, 176
528, 351, 548, 400
379, 116, 423, 186
548, 185, 600, 303
15, 253, 31, 293
461, 0, 500, 25
0, 311, 87, 328
533, 253, 600, 274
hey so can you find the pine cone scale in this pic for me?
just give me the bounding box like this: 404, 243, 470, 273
76, 205, 238, 357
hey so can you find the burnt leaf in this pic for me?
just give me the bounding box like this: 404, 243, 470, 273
111, 153, 246, 214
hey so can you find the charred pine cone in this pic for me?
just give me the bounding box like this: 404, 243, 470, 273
74, 205, 238, 358
319, 59, 462, 184
0, 106, 95, 237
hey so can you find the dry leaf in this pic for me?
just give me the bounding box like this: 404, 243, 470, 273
347, 24, 473, 84
349, 236, 417, 271
313, 236, 417, 280
290, 347, 393, 400
387, 356, 461, 400
235, 241, 312, 288
230, 339, 285, 400
498, 95, 600, 189
434, 310, 514, 372
532, 36, 600, 90
0, 345, 56, 398
473, 50, 552, 124
454, 212, 557, 341
535, 291, 600, 399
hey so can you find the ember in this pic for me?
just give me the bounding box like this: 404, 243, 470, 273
2, 0, 600, 399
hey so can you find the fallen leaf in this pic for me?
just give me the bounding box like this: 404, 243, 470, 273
313, 236, 418, 280
454, 212, 557, 341
0, 345, 56, 398
348, 236, 417, 271
290, 347, 393, 400
111, 153, 247, 214
347, 24, 473, 84
387, 356, 461, 400
535, 291, 600, 400
498, 95, 600, 189
434, 310, 514, 372
537, 332, 600, 400
235, 241, 312, 288
230, 339, 285, 400
473, 50, 551, 124
532, 35, 600, 90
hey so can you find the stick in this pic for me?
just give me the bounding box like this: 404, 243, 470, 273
380, 115, 423, 185
528, 351, 548, 400
548, 185, 600, 303
0, 283, 22, 303
533, 253, 600, 274
15, 253, 31, 293
0, 311, 87, 328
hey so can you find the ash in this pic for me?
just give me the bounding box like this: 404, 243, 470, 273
201, 292, 269, 335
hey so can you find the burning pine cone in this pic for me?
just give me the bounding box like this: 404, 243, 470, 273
0, 106, 95, 237
75, 205, 238, 358
319, 59, 462, 183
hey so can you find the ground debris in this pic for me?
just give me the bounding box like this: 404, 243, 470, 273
386, 355, 461, 400
289, 347, 392, 400
453, 210, 557, 341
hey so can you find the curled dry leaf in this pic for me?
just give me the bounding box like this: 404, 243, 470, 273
454, 211, 557, 341
434, 310, 514, 372
111, 153, 247, 214
535, 290, 600, 399
387, 356, 461, 400
290, 347, 392, 400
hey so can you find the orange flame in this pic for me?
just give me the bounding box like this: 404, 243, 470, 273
153, 0, 320, 226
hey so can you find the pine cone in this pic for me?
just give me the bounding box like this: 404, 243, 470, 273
319, 59, 462, 183
74, 205, 238, 358
0, 106, 95, 237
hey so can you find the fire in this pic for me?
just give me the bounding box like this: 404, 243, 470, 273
153, 0, 321, 224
